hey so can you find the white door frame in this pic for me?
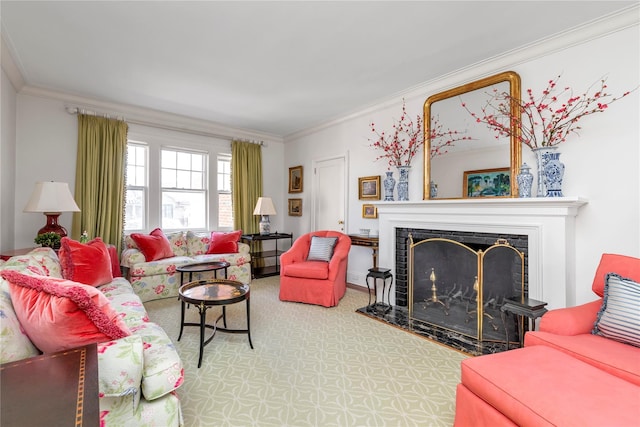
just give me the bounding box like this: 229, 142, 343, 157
311, 152, 349, 232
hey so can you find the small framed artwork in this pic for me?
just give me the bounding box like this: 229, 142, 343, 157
288, 198, 302, 216
362, 204, 377, 219
358, 175, 381, 200
289, 165, 303, 193
463, 167, 511, 198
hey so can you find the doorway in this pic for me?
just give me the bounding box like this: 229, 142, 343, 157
312, 154, 347, 232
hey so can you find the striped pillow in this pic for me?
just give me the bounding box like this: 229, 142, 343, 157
592, 273, 640, 347
307, 236, 338, 262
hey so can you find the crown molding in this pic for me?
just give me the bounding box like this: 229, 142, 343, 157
284, 4, 640, 142
1, 34, 25, 91
20, 85, 284, 144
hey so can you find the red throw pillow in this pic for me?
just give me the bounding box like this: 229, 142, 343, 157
0, 270, 131, 353
207, 230, 242, 254
59, 237, 113, 286
130, 228, 175, 261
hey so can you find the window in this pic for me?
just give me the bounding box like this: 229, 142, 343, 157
125, 143, 147, 231
217, 155, 233, 228
160, 148, 207, 229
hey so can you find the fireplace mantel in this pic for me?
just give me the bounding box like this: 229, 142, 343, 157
374, 197, 588, 310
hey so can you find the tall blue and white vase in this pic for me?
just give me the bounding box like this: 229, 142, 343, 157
543, 150, 565, 197
397, 165, 411, 201
383, 171, 395, 201
532, 146, 559, 197
430, 181, 438, 199
516, 163, 534, 198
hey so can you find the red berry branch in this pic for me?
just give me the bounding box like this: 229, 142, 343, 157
462, 75, 632, 149
369, 99, 472, 168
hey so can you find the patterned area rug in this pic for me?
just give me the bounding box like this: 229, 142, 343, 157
145, 276, 467, 426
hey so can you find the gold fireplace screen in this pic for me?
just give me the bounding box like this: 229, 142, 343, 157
408, 236, 524, 348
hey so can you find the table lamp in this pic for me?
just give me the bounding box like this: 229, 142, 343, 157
24, 181, 81, 238
253, 197, 277, 235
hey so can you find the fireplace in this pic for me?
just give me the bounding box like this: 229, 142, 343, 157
357, 198, 586, 354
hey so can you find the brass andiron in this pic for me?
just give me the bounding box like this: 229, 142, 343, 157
466, 275, 500, 331
423, 268, 449, 314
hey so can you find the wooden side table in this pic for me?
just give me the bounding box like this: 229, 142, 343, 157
348, 235, 379, 268
0, 343, 99, 426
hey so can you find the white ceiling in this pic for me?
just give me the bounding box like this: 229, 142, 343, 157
1, 1, 635, 137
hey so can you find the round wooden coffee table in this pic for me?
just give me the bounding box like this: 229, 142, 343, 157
177, 261, 231, 286
177, 279, 253, 368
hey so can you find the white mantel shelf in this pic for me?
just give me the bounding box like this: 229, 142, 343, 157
374, 196, 588, 310
374, 196, 587, 214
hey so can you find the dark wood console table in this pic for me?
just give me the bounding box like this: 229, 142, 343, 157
0, 343, 99, 426
348, 235, 379, 268
241, 233, 293, 278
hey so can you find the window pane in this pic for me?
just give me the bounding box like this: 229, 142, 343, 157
176, 170, 191, 188
218, 193, 233, 228
125, 188, 144, 230
161, 191, 206, 229
162, 150, 176, 168
162, 168, 176, 188
191, 153, 203, 171
191, 171, 203, 189
177, 152, 191, 170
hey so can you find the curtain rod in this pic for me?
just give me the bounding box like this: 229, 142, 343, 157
64, 105, 266, 146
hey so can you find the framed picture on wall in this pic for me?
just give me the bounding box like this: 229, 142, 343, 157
362, 204, 377, 219
463, 167, 511, 198
358, 175, 381, 200
288, 198, 302, 216
288, 166, 303, 193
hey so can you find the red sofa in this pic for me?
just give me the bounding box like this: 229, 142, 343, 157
279, 230, 351, 307
454, 253, 640, 426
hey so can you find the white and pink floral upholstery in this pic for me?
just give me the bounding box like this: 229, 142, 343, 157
0, 248, 183, 427
121, 230, 251, 302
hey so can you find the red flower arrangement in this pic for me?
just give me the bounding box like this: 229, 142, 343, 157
369, 100, 424, 167
369, 100, 472, 167
463, 75, 631, 149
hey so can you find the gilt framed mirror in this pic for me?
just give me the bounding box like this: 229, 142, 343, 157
423, 71, 521, 199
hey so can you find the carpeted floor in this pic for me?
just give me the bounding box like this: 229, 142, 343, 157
145, 276, 467, 426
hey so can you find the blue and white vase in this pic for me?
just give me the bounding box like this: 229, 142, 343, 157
383, 171, 395, 201
532, 146, 557, 197
543, 150, 565, 197
397, 165, 411, 201
430, 181, 438, 199
516, 163, 533, 198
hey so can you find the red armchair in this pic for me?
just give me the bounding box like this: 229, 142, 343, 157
279, 231, 351, 307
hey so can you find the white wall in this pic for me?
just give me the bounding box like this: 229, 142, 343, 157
284, 19, 640, 304
10, 93, 285, 249
1, 68, 18, 251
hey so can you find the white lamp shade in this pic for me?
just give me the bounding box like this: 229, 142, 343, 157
253, 197, 277, 216
24, 181, 81, 213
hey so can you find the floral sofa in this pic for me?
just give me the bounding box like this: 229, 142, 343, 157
121, 230, 251, 302
0, 248, 184, 427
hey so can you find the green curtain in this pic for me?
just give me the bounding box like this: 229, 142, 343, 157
231, 140, 262, 233
71, 114, 128, 255
231, 140, 263, 265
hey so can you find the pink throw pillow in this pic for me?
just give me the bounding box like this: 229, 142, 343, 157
1, 270, 131, 353
59, 237, 113, 286
207, 230, 242, 254
130, 228, 175, 261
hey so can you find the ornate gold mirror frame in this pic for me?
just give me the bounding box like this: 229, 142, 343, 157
423, 71, 521, 199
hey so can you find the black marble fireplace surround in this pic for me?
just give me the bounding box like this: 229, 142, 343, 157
358, 228, 528, 355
